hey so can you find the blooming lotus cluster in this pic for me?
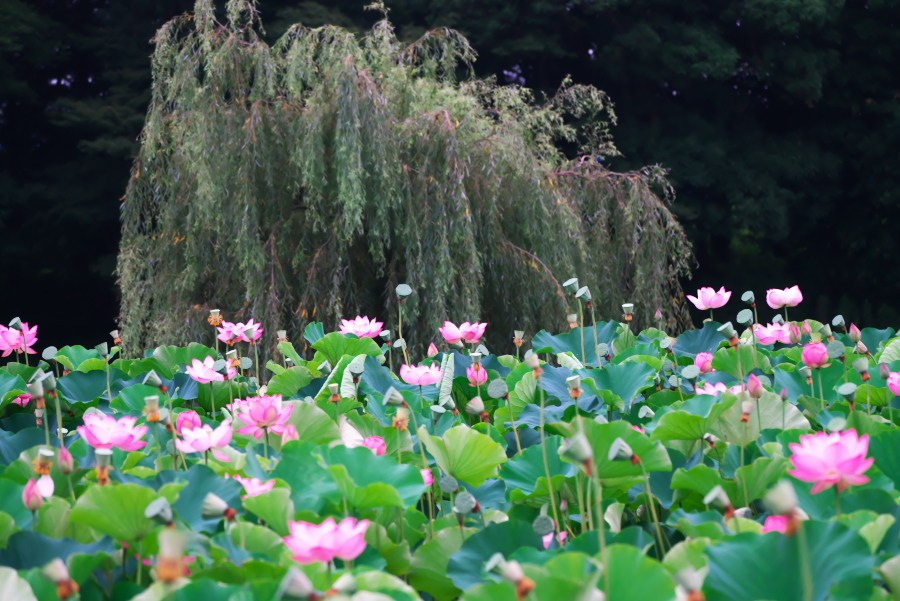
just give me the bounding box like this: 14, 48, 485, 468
0, 322, 38, 356
686, 287, 731, 311
339, 316, 385, 338
175, 420, 233, 461
788, 429, 873, 494
400, 364, 444, 386
439, 321, 487, 345
217, 319, 264, 345
186, 356, 236, 383
231, 394, 294, 438
753, 323, 792, 345
766, 286, 803, 310
284, 517, 370, 564
77, 413, 148, 451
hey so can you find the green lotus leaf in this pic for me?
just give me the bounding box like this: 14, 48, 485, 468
410, 527, 475, 601
312, 332, 383, 367
69, 483, 158, 542
418, 424, 508, 487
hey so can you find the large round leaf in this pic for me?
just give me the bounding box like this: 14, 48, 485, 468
171, 464, 243, 533
447, 520, 543, 590
69, 483, 158, 542
673, 322, 727, 358
583, 361, 656, 411
410, 527, 475, 601
270, 441, 341, 513
600, 544, 677, 601
704, 520, 874, 601
577, 419, 672, 481
0, 531, 115, 569
418, 424, 508, 487
321, 445, 428, 509
499, 435, 575, 500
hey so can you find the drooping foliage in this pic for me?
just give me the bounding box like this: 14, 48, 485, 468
117, 0, 692, 359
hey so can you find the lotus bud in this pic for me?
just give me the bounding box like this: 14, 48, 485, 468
559, 499, 568, 512
278, 567, 315, 600
208, 309, 223, 326
848, 323, 861, 343
567, 313, 579, 329
800, 320, 811, 335
856, 340, 869, 355
789, 323, 802, 344
439, 474, 460, 494
563, 278, 580, 294
43, 558, 79, 600
654, 308, 663, 321
780, 387, 789, 401
741, 291, 756, 305
740, 400, 755, 423
156, 528, 187, 583
513, 330, 525, 347
608, 437, 638, 464
202, 492, 236, 521
880, 362, 891, 380
466, 396, 485, 415
328, 383, 340, 403
382, 387, 405, 407
559, 433, 594, 474
144, 497, 174, 526
23, 479, 44, 511
427, 342, 439, 358
58, 447, 74, 474
281, 423, 299, 445
747, 374, 764, 399
395, 284, 413, 300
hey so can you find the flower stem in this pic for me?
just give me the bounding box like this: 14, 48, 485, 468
816, 369, 824, 401
578, 303, 586, 366
590, 305, 600, 368
209, 382, 217, 418
53, 393, 64, 448
641, 463, 667, 553
590, 471, 610, 600
253, 342, 261, 388
409, 410, 435, 538
262, 427, 269, 462
538, 376, 561, 531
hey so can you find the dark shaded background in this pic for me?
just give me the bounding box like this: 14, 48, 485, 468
3, 0, 899, 349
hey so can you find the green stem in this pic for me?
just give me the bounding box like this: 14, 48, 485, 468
398, 303, 410, 365
590, 305, 600, 368
590, 472, 610, 600
641, 463, 667, 554
41, 402, 51, 448
784, 307, 789, 322
254, 342, 261, 388
105, 361, 112, 406
709, 308, 714, 322
797, 523, 814, 601
578, 303, 586, 366
538, 376, 562, 530
53, 394, 64, 448
816, 369, 824, 402
262, 427, 269, 462
575, 472, 586, 535
408, 406, 435, 538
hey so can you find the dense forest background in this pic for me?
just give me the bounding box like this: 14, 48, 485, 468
3, 0, 899, 348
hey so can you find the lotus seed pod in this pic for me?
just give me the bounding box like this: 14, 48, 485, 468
532, 514, 555, 536
439, 474, 459, 494
454, 491, 477, 514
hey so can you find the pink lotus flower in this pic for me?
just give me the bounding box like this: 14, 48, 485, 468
421, 468, 434, 485
467, 365, 488, 386
362, 436, 387, 456
0, 322, 38, 356
12, 393, 33, 407
439, 321, 487, 345
77, 413, 148, 451
801, 342, 830, 369
849, 324, 862, 343
227, 474, 275, 499
217, 321, 242, 345
686, 287, 731, 311
339, 316, 385, 338
695, 382, 744, 396
542, 531, 568, 549
766, 286, 803, 310
400, 364, 444, 386
888, 373, 900, 396
282, 423, 299, 444
753, 323, 792, 345
427, 343, 439, 358
175, 410, 203, 434
22, 479, 43, 511
175, 421, 233, 461
762, 515, 789, 534
36, 474, 54, 498
284, 517, 370, 564
185, 356, 235, 384
632, 425, 646, 434
747, 374, 764, 398
58, 447, 74, 474
788, 429, 874, 494
802, 321, 812, 335
789, 323, 802, 344
235, 319, 264, 343
234, 395, 294, 438
694, 353, 715, 374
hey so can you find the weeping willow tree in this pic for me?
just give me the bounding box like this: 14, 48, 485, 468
117, 0, 693, 360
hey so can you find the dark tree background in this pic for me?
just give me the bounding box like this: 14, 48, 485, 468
3, 0, 899, 349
